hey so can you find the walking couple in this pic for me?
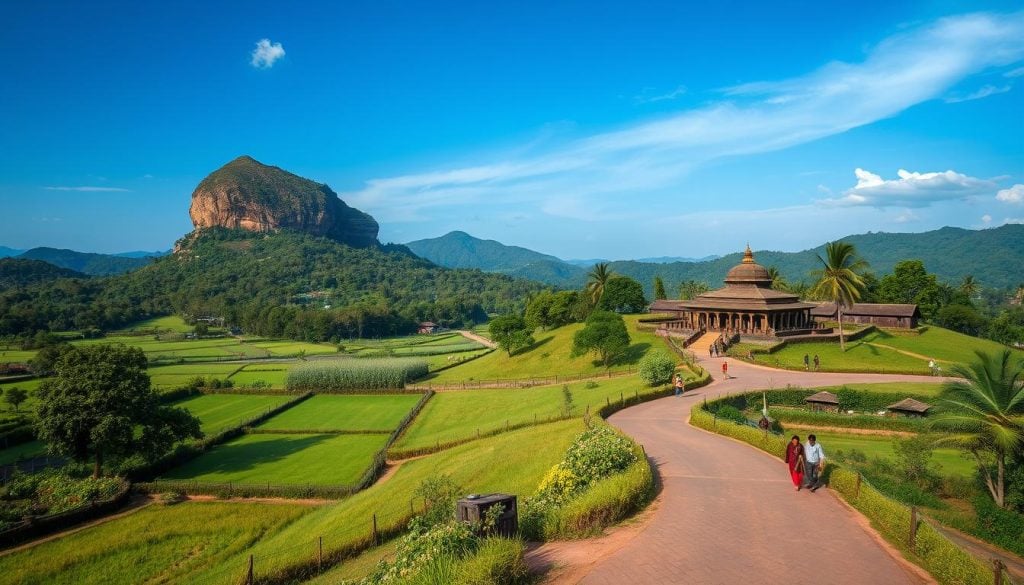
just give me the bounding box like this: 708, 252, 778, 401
784, 434, 825, 492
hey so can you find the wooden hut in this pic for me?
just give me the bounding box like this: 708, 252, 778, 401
886, 398, 932, 418
417, 321, 439, 334
805, 391, 839, 413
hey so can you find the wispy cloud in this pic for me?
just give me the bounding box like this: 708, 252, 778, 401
251, 38, 285, 69
1005, 66, 1024, 77
345, 11, 1024, 224
996, 183, 1024, 204
945, 83, 1012, 102
821, 168, 997, 208
633, 85, 687, 104
44, 186, 131, 192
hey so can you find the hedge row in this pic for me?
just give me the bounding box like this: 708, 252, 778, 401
134, 480, 359, 500
768, 408, 926, 433
710, 386, 936, 413
691, 394, 994, 585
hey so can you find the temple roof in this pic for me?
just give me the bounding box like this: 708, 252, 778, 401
810, 303, 920, 318
724, 245, 773, 285
678, 246, 816, 312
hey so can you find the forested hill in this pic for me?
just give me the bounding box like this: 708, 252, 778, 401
0, 228, 543, 337
405, 225, 1024, 292
405, 231, 570, 272
0, 258, 85, 288
17, 247, 156, 276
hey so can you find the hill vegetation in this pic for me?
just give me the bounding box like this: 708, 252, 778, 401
0, 258, 84, 288
16, 247, 153, 275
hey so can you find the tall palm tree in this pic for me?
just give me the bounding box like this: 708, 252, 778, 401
959, 275, 979, 298
930, 349, 1024, 508
766, 266, 787, 291
811, 241, 867, 351
586, 263, 613, 305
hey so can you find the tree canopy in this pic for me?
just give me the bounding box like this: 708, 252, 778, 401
35, 343, 202, 477
571, 310, 630, 368
811, 241, 867, 351
597, 276, 647, 314
488, 315, 535, 357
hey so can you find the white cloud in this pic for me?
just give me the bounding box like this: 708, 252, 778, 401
996, 183, 1024, 204
251, 39, 285, 69
634, 85, 687, 104
1006, 66, 1024, 77
345, 11, 1024, 224
945, 84, 1012, 102
821, 168, 997, 208
44, 186, 131, 192
894, 209, 920, 223
982, 214, 993, 224
1005, 217, 1024, 224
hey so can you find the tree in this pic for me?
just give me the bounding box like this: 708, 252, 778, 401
960, 275, 980, 299
28, 343, 71, 376
930, 349, 1024, 508
571, 310, 630, 368
653, 277, 667, 300
766, 266, 787, 291
878, 260, 943, 319
811, 241, 867, 351
4, 387, 27, 412
586, 263, 614, 305
488, 315, 534, 356
35, 343, 202, 477
678, 280, 710, 301
597, 276, 647, 313
934, 304, 986, 336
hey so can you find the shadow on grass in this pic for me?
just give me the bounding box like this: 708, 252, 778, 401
514, 335, 554, 356
619, 342, 652, 365
166, 434, 333, 478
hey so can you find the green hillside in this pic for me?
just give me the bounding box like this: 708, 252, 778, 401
16, 247, 153, 275
0, 258, 85, 288
405, 230, 568, 272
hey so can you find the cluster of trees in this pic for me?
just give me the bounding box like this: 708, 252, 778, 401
0, 228, 543, 341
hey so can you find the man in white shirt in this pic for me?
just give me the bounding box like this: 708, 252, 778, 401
803, 434, 825, 492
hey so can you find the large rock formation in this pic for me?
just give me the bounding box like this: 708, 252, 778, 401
189, 156, 379, 247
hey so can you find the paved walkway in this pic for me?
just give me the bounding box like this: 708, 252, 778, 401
575, 355, 942, 585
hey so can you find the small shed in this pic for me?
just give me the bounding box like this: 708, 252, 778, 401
886, 398, 932, 418
805, 391, 840, 413
418, 321, 439, 334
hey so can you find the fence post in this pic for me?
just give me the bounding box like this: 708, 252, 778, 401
606, 397, 610, 408
855, 473, 862, 499
245, 554, 254, 585
993, 559, 1004, 585
908, 506, 918, 550
372, 513, 379, 545
318, 536, 323, 573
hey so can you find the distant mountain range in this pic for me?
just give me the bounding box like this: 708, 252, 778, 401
406, 225, 1024, 293
0, 247, 167, 276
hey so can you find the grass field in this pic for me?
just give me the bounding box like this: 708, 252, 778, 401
228, 364, 293, 388
231, 418, 585, 581
162, 433, 388, 486
247, 340, 339, 357
807, 430, 975, 478
257, 394, 422, 431
758, 326, 1022, 374
392, 375, 674, 452
0, 347, 37, 363
147, 363, 242, 390
427, 315, 665, 383
422, 349, 492, 372
0, 501, 310, 584
118, 315, 195, 333
0, 440, 47, 465
173, 394, 294, 435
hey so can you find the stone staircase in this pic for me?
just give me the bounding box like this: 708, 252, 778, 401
687, 331, 721, 356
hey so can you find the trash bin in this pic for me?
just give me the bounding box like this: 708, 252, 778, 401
456, 493, 517, 537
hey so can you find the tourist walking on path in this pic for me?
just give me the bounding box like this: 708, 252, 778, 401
803, 434, 825, 492
674, 374, 685, 397
803, 354, 810, 370
813, 354, 820, 371
785, 435, 805, 490
721, 360, 729, 379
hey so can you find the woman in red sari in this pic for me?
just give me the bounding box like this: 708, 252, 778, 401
784, 435, 805, 491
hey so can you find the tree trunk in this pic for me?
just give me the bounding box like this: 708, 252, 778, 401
997, 452, 1005, 508
93, 450, 103, 479
838, 305, 846, 352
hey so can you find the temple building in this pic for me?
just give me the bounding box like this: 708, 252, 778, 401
651, 246, 825, 338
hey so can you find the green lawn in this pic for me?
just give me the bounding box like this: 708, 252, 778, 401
231, 418, 585, 581
248, 340, 339, 357
0, 501, 310, 585
173, 394, 294, 435
393, 374, 676, 453
0, 348, 37, 363
257, 394, 422, 431
147, 363, 242, 390
806, 430, 975, 478
422, 349, 492, 372
162, 433, 388, 486
0, 440, 47, 465
759, 326, 1022, 375
428, 315, 665, 383
119, 314, 195, 333
228, 364, 293, 388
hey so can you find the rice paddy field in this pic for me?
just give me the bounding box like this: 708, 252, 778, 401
255, 394, 422, 431
161, 432, 388, 486
173, 394, 295, 435
392, 374, 674, 453
0, 501, 311, 585
427, 314, 664, 383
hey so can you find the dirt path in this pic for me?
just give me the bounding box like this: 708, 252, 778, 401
540, 357, 946, 584
456, 329, 497, 349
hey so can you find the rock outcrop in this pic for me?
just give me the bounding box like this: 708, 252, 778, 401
188, 156, 379, 247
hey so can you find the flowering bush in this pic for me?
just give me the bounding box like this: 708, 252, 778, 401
638, 351, 676, 386
536, 464, 581, 506
561, 426, 636, 486
364, 518, 477, 584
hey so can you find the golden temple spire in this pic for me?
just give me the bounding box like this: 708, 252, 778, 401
742, 243, 754, 264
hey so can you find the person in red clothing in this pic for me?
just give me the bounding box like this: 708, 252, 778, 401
721, 360, 729, 378
785, 435, 805, 491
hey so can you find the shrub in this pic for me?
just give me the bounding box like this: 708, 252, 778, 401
454, 537, 528, 585
638, 351, 676, 386
364, 519, 478, 584
286, 358, 428, 391
715, 405, 746, 424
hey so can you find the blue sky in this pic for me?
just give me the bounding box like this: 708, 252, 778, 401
1, 1, 1022, 258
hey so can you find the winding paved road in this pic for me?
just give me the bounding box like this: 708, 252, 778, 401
577, 356, 943, 585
